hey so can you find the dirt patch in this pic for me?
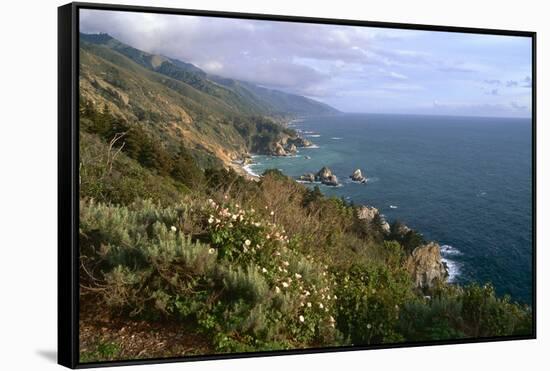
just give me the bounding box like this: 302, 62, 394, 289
79, 296, 214, 363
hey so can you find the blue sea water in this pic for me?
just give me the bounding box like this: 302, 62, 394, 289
248, 113, 533, 304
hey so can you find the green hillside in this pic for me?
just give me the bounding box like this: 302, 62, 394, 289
78, 33, 532, 363
80, 32, 338, 117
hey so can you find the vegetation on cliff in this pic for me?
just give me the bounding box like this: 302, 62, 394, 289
77, 34, 532, 362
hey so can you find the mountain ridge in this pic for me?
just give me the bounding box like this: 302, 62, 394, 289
80, 32, 338, 117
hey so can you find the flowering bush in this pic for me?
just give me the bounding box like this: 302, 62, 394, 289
202, 198, 340, 348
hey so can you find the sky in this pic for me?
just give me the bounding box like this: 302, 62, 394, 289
80, 9, 533, 118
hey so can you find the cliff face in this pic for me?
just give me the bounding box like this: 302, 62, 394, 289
405, 242, 448, 289
356, 205, 390, 233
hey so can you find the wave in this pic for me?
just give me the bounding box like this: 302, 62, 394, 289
242, 164, 260, 177
303, 144, 320, 149
441, 257, 460, 282
440, 244, 462, 283
330, 137, 343, 140
306, 134, 321, 138
389, 205, 398, 209
440, 244, 463, 256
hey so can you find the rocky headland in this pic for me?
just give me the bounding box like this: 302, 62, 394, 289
270, 134, 314, 156
405, 242, 449, 289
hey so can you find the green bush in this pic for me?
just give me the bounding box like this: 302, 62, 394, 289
461, 283, 532, 337
334, 263, 413, 345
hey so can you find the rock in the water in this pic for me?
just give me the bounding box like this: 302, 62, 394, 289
350, 169, 367, 183
315, 166, 339, 186
304, 156, 311, 160
300, 173, 316, 182
323, 174, 339, 186
317, 166, 333, 179
405, 242, 449, 289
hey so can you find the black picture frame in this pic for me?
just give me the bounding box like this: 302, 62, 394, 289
58, 2, 537, 368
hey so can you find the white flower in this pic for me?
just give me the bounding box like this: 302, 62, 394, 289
282, 282, 289, 288
270, 211, 275, 216
304, 290, 311, 297
367, 324, 372, 329
207, 198, 213, 203
300, 302, 304, 307
307, 302, 312, 308
299, 315, 305, 323
262, 267, 268, 273
244, 239, 251, 246
329, 316, 335, 323
275, 286, 281, 294
333, 295, 338, 300
170, 226, 177, 232
319, 303, 324, 309
208, 217, 214, 224
283, 261, 289, 267
232, 214, 238, 221
208, 248, 216, 255
254, 222, 261, 227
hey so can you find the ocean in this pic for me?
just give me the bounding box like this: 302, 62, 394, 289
247, 113, 533, 304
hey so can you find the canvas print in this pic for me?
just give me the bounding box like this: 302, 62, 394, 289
77, 8, 533, 363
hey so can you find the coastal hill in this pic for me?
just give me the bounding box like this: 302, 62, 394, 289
80, 32, 337, 169
78, 33, 532, 362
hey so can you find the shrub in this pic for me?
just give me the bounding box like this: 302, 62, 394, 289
334, 263, 413, 345
461, 283, 532, 337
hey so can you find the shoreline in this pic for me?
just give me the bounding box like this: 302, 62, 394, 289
237, 118, 461, 286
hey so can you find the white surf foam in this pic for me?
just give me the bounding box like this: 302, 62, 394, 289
440, 244, 463, 256
242, 164, 260, 177
439, 244, 462, 283
441, 257, 460, 282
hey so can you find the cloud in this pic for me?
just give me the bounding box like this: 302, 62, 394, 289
389, 71, 408, 80
431, 100, 531, 117
80, 9, 533, 116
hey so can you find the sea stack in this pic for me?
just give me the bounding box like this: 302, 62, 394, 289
350, 169, 367, 183
299, 173, 316, 182
316, 166, 339, 186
